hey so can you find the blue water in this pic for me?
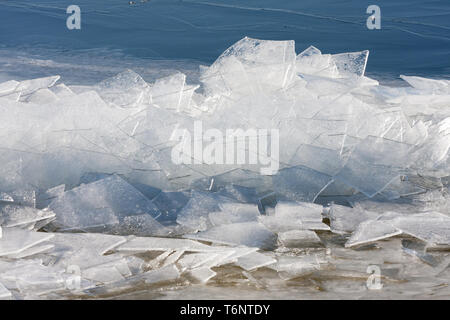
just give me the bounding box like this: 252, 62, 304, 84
1, 0, 449, 82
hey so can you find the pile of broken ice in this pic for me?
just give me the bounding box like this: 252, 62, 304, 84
0, 37, 449, 299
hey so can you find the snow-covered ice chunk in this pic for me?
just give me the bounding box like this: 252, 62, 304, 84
185, 222, 277, 250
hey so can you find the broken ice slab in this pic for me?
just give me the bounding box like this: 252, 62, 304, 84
24, 89, 59, 105
208, 203, 260, 226
296, 46, 339, 78
214, 184, 260, 204
150, 72, 198, 112
116, 236, 218, 253
402, 240, 439, 266
36, 185, 65, 209
269, 255, 325, 280
288, 144, 346, 176
50, 84, 75, 99
400, 75, 450, 95
108, 214, 170, 237
15, 76, 60, 96
334, 136, 413, 198
389, 212, 450, 247
48, 175, 161, 230
185, 222, 277, 250
189, 267, 216, 284
328, 204, 380, 234
0, 260, 67, 296
144, 265, 180, 285
176, 190, 233, 232
152, 191, 190, 222
0, 281, 12, 299
0, 204, 55, 229
191, 168, 273, 195
161, 250, 185, 267
345, 220, 402, 248
235, 251, 276, 271
0, 228, 54, 257
6, 243, 54, 259
50, 232, 127, 256
95, 69, 151, 108
278, 230, 323, 248
331, 50, 369, 78
201, 37, 296, 96
178, 252, 223, 270
0, 80, 19, 96
259, 201, 329, 232
272, 166, 333, 203
81, 263, 125, 284
0, 190, 36, 207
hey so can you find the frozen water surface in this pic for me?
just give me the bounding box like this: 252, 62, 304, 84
0, 35, 449, 299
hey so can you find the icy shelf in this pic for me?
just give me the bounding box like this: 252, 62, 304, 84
0, 37, 450, 299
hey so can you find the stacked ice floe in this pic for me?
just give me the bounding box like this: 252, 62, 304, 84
0, 37, 449, 299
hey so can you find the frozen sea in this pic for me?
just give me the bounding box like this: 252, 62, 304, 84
0, 0, 449, 84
